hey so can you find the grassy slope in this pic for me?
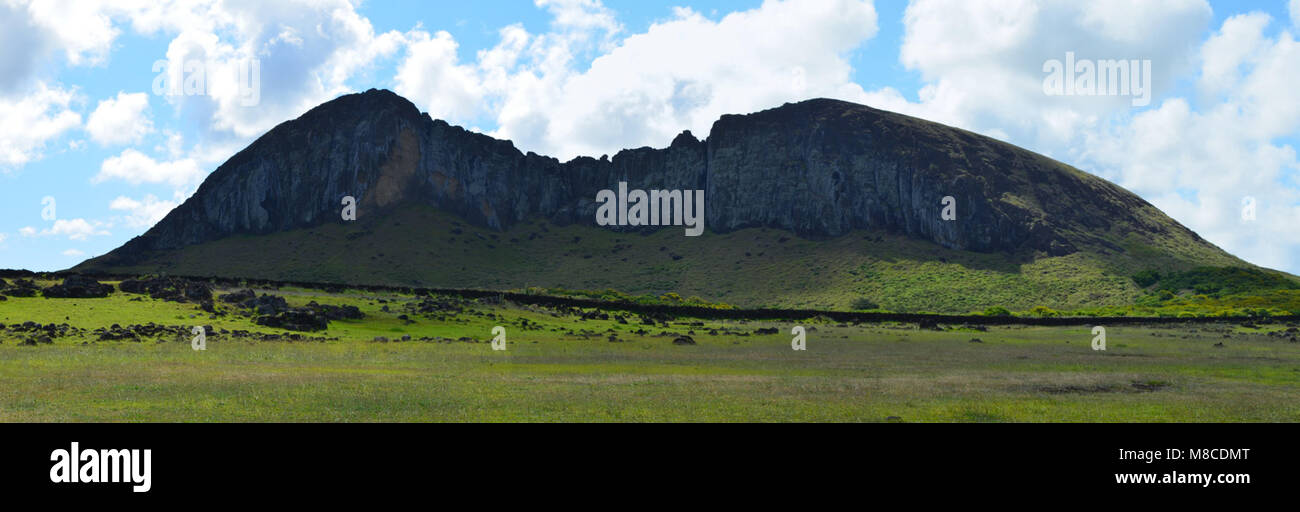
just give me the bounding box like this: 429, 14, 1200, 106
3, 281, 1299, 421
76, 205, 1249, 314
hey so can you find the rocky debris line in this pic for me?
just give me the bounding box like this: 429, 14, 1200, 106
118, 277, 214, 304
90, 323, 332, 343
220, 290, 363, 332
0, 278, 40, 297
0, 322, 88, 345
42, 275, 114, 298
1263, 325, 1299, 343
96, 323, 192, 341
0, 317, 334, 344
370, 335, 491, 344
402, 295, 467, 319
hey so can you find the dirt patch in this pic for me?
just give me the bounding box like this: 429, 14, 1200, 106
1129, 380, 1172, 392
1036, 384, 1123, 394
1035, 380, 1171, 394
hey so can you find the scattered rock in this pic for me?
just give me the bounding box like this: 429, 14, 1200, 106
118, 277, 213, 303
219, 289, 257, 303
254, 309, 329, 332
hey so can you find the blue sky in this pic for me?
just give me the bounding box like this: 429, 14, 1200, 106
1, 0, 1297, 273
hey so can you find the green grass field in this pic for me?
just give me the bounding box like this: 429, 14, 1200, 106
3, 280, 1299, 422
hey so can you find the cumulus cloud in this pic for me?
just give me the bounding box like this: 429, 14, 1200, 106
31, 219, 110, 241
0, 1, 54, 95
86, 91, 154, 146
146, 0, 407, 142
1292, 0, 1300, 28
109, 194, 179, 228
844, 1, 1298, 272
95, 149, 203, 187
878, 2, 1296, 271
1077, 13, 1300, 271
19, 0, 119, 67
866, 0, 1212, 149
394, 0, 880, 160
0, 83, 81, 168
394, 30, 484, 122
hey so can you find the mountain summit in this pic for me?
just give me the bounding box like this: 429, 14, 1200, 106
76, 89, 1248, 311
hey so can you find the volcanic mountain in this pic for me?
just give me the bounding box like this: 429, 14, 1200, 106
75, 89, 1254, 312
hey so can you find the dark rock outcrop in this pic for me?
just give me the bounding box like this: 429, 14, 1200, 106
1, 279, 40, 297
82, 89, 1220, 270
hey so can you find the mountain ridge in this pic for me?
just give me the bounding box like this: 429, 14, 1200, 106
73, 89, 1259, 311
83, 88, 1225, 264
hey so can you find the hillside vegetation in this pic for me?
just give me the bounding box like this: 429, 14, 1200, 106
77, 204, 1283, 314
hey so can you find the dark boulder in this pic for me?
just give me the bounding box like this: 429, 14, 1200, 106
243, 294, 289, 315
43, 275, 114, 298
305, 301, 363, 320
255, 308, 329, 332
219, 289, 257, 303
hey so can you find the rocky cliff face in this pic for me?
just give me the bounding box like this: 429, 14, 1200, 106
87, 88, 1212, 267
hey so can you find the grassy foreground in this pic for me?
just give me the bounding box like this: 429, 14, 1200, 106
2, 280, 1299, 422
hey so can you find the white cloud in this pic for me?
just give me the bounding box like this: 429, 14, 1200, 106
18, 227, 35, 237
855, 1, 1298, 272
1076, 13, 1300, 271
109, 194, 179, 228
20, 0, 120, 67
86, 91, 154, 146
95, 148, 203, 187
62, 249, 85, 257
150, 0, 408, 141
1292, 0, 1300, 28
0, 233, 6, 244
34, 219, 110, 241
394, 30, 485, 121
393, 0, 879, 160
0, 83, 81, 168
869, 0, 1212, 149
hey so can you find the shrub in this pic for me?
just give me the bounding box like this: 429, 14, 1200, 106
850, 297, 879, 310
1132, 270, 1161, 288
1029, 306, 1059, 318
982, 306, 1012, 317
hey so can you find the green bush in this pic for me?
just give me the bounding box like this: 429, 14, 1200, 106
982, 306, 1012, 317
1132, 270, 1161, 288
1029, 306, 1059, 318
850, 297, 880, 310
